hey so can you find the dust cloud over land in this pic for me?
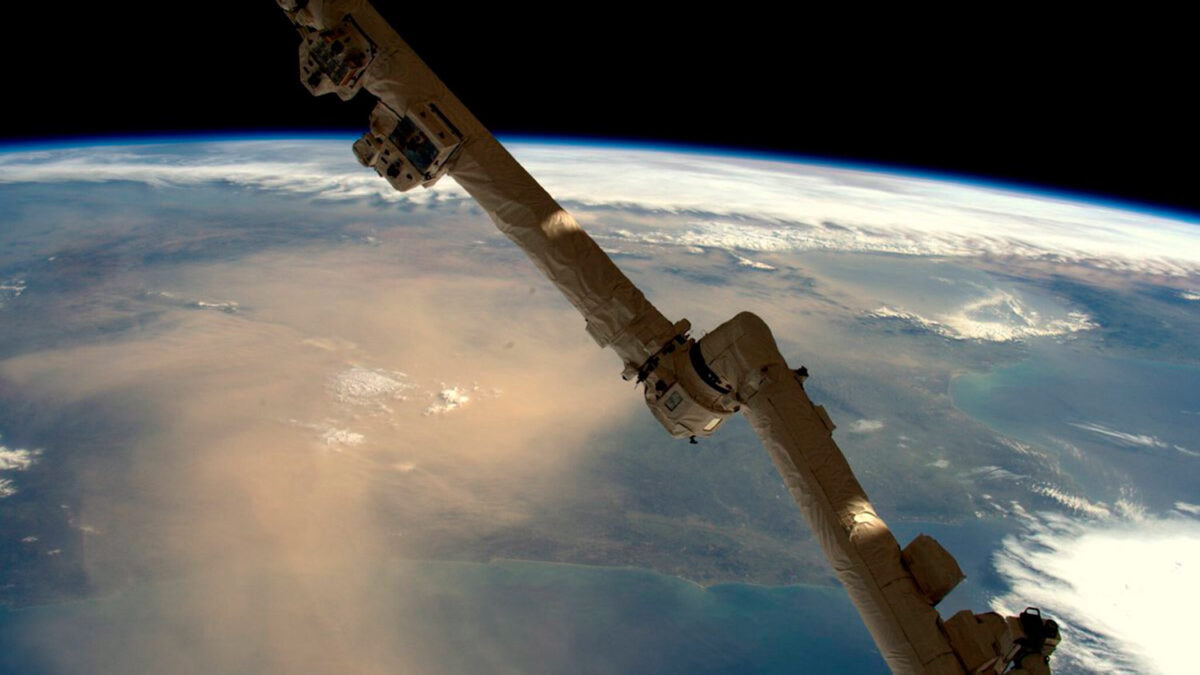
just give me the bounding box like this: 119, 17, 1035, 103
0, 240, 644, 672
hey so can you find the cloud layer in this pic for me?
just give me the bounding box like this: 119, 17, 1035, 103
2, 140, 1198, 276
0, 440, 38, 498
991, 505, 1200, 674
867, 291, 1096, 342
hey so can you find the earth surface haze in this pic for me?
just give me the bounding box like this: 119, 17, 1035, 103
1, 138, 1199, 675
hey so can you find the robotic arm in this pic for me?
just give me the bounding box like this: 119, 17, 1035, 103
273, 3, 1060, 673
278, 0, 682, 378
694, 312, 1059, 674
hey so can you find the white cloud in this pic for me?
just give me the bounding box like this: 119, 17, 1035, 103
928, 458, 950, 469
939, 292, 1095, 341
332, 366, 415, 411
1174, 502, 1200, 517
0, 445, 37, 471
1069, 422, 1180, 452
328, 367, 496, 419
424, 386, 472, 416
733, 254, 777, 271
998, 437, 1039, 456
0, 141, 461, 206
991, 509, 1200, 674
1178, 290, 1200, 301
847, 419, 884, 433
0, 440, 39, 497
960, 465, 1026, 482
193, 300, 240, 313
288, 419, 366, 449
147, 291, 240, 314
868, 306, 944, 331
319, 427, 365, 448
0, 278, 25, 308
3, 140, 1199, 276
1031, 483, 1113, 519
1114, 498, 1148, 522
868, 291, 1095, 343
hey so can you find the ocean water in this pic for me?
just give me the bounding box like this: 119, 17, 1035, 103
950, 343, 1200, 512
0, 559, 889, 675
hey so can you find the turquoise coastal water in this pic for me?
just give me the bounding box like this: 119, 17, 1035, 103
0, 559, 888, 675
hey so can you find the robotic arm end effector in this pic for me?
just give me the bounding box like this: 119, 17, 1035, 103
944, 607, 1060, 674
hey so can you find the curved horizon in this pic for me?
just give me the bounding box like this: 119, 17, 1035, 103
1, 131, 1197, 226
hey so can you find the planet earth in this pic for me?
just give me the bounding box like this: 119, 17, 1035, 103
0, 138, 1198, 675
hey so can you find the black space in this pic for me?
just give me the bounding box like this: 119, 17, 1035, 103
7, 5, 1197, 217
